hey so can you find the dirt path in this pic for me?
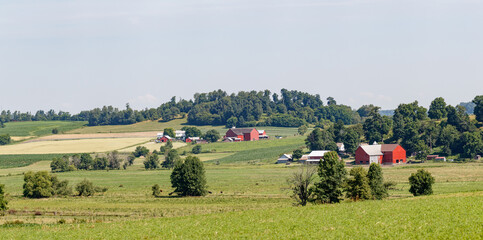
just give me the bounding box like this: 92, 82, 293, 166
24, 131, 159, 143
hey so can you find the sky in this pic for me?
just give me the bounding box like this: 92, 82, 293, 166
0, 0, 482, 113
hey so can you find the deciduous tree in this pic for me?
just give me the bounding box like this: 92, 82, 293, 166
287, 165, 316, 206
409, 169, 435, 196
170, 156, 207, 196
311, 151, 347, 204
345, 167, 371, 201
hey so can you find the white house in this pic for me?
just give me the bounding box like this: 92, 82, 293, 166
277, 154, 292, 164
336, 143, 345, 152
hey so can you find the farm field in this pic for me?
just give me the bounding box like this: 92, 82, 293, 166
0, 121, 87, 137
1, 191, 481, 239
0, 154, 71, 169
0, 138, 151, 154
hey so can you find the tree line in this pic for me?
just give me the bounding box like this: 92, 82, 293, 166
305, 96, 483, 159
0, 89, 359, 127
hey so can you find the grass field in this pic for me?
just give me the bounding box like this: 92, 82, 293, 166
1, 191, 480, 239
0, 121, 87, 137
0, 138, 151, 154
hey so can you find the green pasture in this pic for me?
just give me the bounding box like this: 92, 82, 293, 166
0, 121, 86, 137
0, 154, 71, 169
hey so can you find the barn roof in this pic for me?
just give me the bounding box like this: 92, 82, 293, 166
229, 128, 257, 135
381, 144, 399, 152
308, 150, 330, 157
360, 145, 383, 156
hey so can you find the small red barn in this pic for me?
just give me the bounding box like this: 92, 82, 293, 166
355, 144, 406, 165
185, 137, 200, 143
159, 136, 172, 143
224, 128, 259, 141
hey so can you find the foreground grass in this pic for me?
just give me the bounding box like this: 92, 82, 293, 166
0, 121, 86, 137
1, 191, 481, 239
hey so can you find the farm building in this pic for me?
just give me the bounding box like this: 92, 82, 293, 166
158, 135, 173, 143
224, 128, 259, 141
185, 137, 200, 143
277, 154, 292, 164
355, 144, 406, 165
299, 150, 330, 164
258, 130, 269, 139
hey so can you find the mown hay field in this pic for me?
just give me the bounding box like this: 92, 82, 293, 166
0, 138, 151, 154
0, 121, 87, 137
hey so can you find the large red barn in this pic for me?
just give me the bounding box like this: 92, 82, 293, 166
224, 128, 259, 141
355, 144, 406, 165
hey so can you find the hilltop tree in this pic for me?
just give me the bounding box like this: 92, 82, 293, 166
428, 97, 447, 120
392, 101, 427, 141
367, 163, 388, 200
305, 128, 337, 151
345, 167, 372, 201
460, 131, 483, 158
357, 104, 378, 118
0, 184, 8, 211
287, 165, 316, 206
409, 169, 435, 196
473, 95, 483, 122
311, 151, 347, 204
170, 156, 208, 196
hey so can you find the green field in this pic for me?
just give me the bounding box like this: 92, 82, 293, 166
0, 121, 87, 137
0, 154, 71, 169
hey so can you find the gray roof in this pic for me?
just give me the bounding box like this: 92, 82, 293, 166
360, 145, 383, 156
229, 128, 257, 134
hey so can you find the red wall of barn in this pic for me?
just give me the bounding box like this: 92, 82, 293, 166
355, 147, 369, 164
382, 146, 406, 164
248, 129, 259, 141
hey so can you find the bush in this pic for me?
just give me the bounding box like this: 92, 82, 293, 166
287, 165, 316, 206
52, 128, 59, 134
23, 171, 54, 198
0, 184, 8, 211
152, 184, 162, 197
409, 169, 435, 196
192, 145, 202, 154
75, 179, 107, 197
127, 154, 136, 166
23, 171, 71, 198
144, 154, 160, 170
345, 167, 371, 201
170, 156, 207, 196
203, 130, 220, 143
93, 157, 108, 170
0, 134, 11, 145
133, 146, 149, 158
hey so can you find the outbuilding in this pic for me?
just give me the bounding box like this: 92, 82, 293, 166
224, 128, 260, 141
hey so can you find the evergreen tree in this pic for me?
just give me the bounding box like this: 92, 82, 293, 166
367, 163, 388, 200
170, 156, 208, 196
409, 169, 435, 196
345, 167, 372, 201
311, 151, 347, 203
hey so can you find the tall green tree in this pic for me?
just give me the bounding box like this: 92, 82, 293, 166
162, 149, 179, 169
298, 125, 308, 135
461, 131, 483, 158
292, 149, 303, 161
305, 128, 337, 151
170, 156, 208, 196
311, 151, 347, 204
428, 97, 447, 119
472, 95, 483, 122
144, 154, 160, 170
182, 126, 202, 137
23, 171, 54, 198
409, 169, 435, 196
392, 101, 427, 140
367, 163, 388, 200
363, 109, 391, 144
343, 127, 361, 154
79, 153, 94, 170
438, 125, 460, 156
345, 167, 372, 201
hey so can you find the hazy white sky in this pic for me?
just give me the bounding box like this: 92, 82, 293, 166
0, 0, 482, 113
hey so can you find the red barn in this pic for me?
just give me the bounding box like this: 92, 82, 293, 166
355, 144, 406, 165
224, 128, 259, 141
159, 136, 172, 143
